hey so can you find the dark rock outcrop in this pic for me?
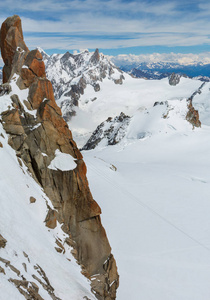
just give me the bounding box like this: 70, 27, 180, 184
153, 101, 168, 107
185, 83, 204, 128
8, 278, 45, 300
0, 15, 119, 299
186, 99, 201, 128
90, 48, 100, 65
0, 82, 11, 95
0, 234, 7, 248
82, 112, 130, 150
169, 72, 181, 86
114, 74, 125, 85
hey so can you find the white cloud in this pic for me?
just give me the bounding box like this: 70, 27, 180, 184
110, 52, 210, 66
1, 0, 210, 53
24, 31, 210, 52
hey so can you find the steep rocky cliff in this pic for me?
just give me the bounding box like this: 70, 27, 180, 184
0, 15, 119, 300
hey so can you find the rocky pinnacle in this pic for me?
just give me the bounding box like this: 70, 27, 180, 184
0, 15, 119, 300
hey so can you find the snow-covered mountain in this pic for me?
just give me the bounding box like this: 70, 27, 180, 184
2, 14, 210, 300
78, 77, 202, 150
42, 48, 124, 121
128, 67, 171, 80
62, 71, 203, 148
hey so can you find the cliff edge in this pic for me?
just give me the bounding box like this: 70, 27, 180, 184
0, 15, 119, 300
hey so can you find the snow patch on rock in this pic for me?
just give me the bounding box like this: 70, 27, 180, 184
48, 149, 77, 171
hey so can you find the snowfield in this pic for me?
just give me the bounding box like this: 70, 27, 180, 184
75, 78, 210, 300
83, 128, 210, 300
69, 75, 202, 148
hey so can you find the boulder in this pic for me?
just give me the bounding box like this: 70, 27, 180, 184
45, 208, 57, 229
169, 72, 181, 86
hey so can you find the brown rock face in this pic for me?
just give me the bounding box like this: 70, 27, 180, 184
0, 15, 119, 300
186, 99, 201, 128
0, 234, 7, 248
24, 49, 46, 78
0, 15, 29, 83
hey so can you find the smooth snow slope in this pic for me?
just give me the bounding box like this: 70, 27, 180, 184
79, 79, 210, 300
83, 130, 210, 300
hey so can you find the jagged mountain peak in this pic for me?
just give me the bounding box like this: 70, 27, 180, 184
90, 48, 100, 64
44, 47, 125, 121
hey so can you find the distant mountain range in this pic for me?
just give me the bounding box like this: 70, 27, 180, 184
1, 57, 210, 84
120, 62, 210, 80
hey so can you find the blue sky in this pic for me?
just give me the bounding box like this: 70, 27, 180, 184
1, 0, 210, 59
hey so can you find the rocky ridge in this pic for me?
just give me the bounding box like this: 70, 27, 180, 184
0, 15, 119, 300
168, 73, 182, 86
42, 48, 125, 121
82, 112, 130, 150
186, 82, 204, 128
